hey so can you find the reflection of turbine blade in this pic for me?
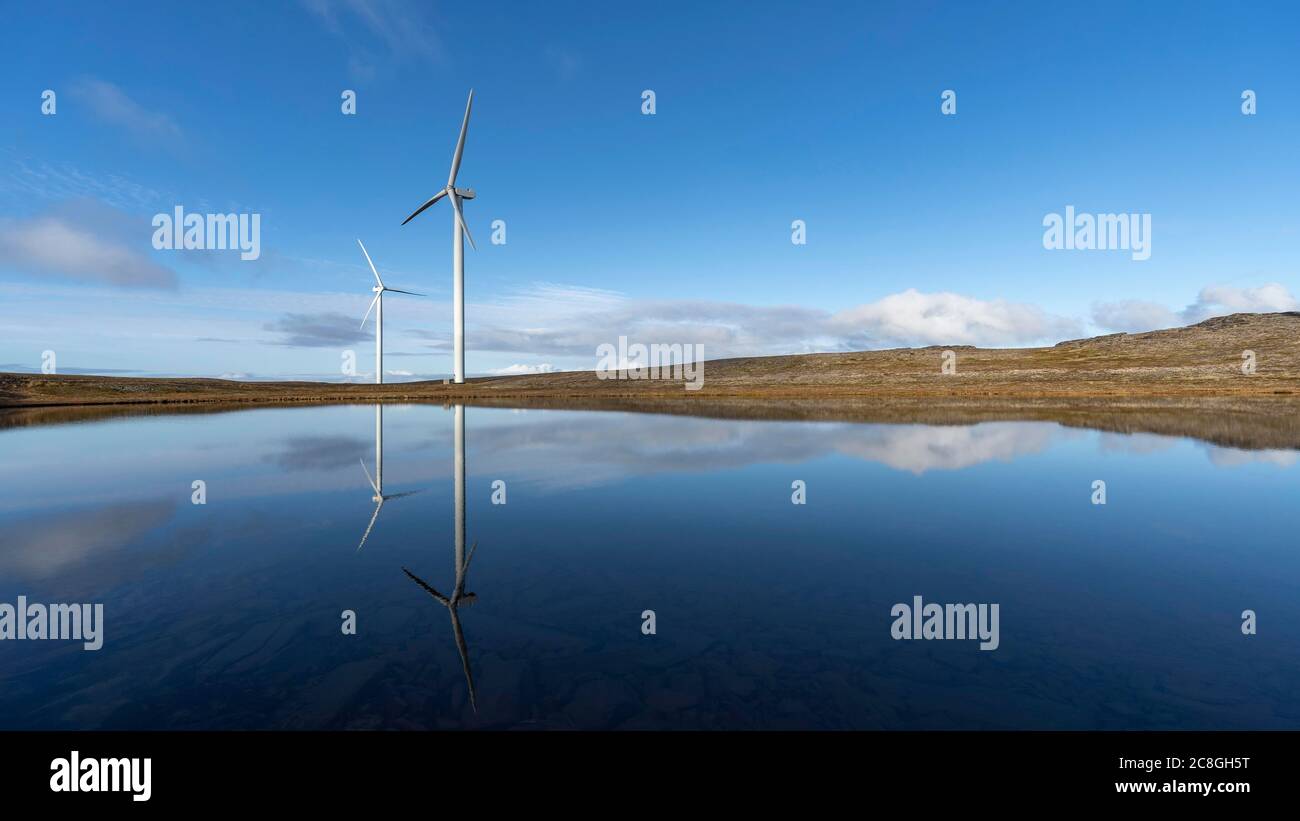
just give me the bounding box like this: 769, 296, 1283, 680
448, 605, 477, 712
403, 566, 450, 606
383, 489, 423, 501
399, 404, 480, 713
404, 548, 479, 713
357, 499, 383, 552
359, 457, 378, 495
455, 540, 478, 596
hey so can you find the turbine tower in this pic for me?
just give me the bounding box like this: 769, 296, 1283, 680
401, 90, 476, 384
358, 239, 423, 385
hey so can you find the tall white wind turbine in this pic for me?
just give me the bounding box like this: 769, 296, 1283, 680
358, 239, 423, 385
401, 90, 477, 384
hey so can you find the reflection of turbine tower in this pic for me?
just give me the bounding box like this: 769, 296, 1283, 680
403, 404, 479, 711
357, 405, 420, 551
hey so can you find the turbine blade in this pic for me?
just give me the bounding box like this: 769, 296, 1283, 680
361, 292, 381, 328
449, 192, 476, 250
447, 89, 473, 187
357, 239, 383, 288
401, 189, 448, 225
384, 287, 425, 296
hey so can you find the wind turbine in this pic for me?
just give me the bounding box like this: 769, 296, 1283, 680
402, 404, 479, 711
401, 90, 476, 384
358, 239, 423, 385
357, 404, 421, 552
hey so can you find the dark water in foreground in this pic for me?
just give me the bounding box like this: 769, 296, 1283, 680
0, 404, 1297, 730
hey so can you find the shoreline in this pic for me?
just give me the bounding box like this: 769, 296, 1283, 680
3, 311, 1298, 448
3, 390, 1298, 452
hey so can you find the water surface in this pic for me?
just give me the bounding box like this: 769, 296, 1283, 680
1, 404, 1297, 729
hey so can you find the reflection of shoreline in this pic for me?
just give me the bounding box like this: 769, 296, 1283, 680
4, 395, 1299, 452
459, 417, 1070, 484
458, 416, 1295, 489
3, 409, 1294, 518
461, 395, 1300, 453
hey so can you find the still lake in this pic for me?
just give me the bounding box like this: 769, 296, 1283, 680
1, 403, 1297, 729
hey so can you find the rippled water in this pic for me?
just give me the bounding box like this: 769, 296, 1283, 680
1, 404, 1297, 729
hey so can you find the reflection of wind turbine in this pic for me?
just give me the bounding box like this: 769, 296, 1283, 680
400, 90, 476, 384
402, 404, 479, 711
357, 405, 421, 552
358, 239, 423, 385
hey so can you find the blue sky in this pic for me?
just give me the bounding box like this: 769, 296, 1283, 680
2, 0, 1298, 379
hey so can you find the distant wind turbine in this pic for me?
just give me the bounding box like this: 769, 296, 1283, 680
357, 404, 421, 552
401, 90, 476, 384
358, 239, 423, 385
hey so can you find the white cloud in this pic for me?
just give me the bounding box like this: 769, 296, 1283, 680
1093, 283, 1299, 332
71, 78, 184, 142
431, 284, 1081, 359
0, 151, 168, 211
1186, 284, 1299, 321
0, 210, 177, 289
302, 0, 444, 79
1090, 300, 1180, 333
487, 363, 557, 375
830, 289, 1081, 348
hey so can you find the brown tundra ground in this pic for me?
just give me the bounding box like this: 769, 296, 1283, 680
3, 312, 1299, 449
